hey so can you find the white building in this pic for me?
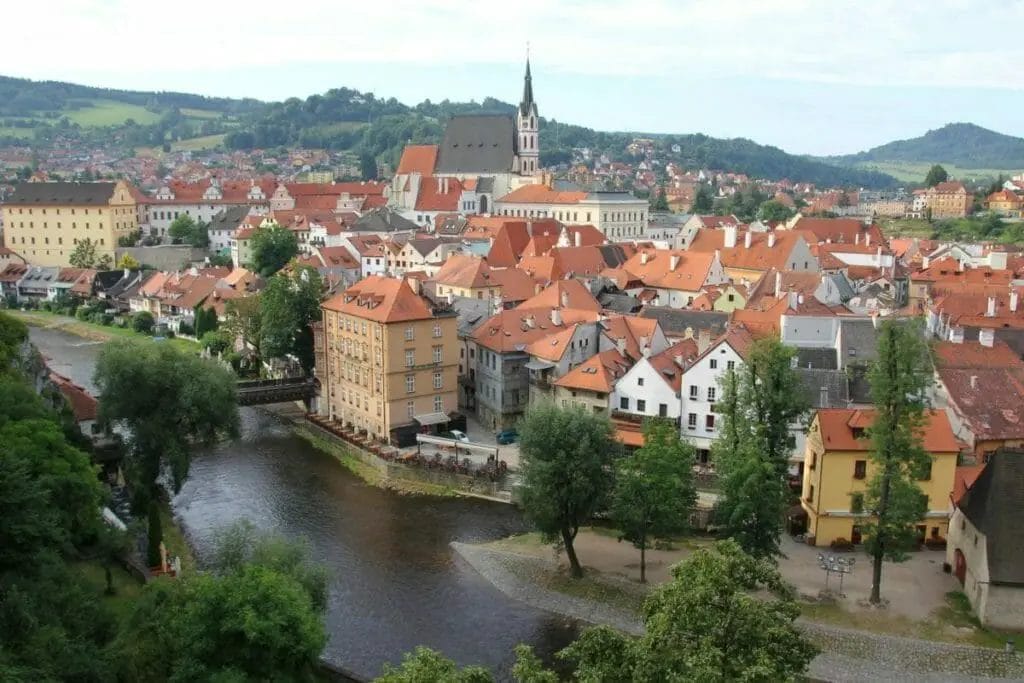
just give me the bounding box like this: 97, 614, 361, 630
494, 186, 649, 240
611, 339, 699, 425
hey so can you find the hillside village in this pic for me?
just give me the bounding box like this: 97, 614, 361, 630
3, 61, 1024, 637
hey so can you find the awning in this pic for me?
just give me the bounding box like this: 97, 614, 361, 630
414, 412, 451, 426
524, 360, 555, 370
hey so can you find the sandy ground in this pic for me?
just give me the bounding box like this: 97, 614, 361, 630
500, 529, 960, 622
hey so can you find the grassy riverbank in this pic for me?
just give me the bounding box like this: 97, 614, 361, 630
293, 423, 458, 497
10, 309, 199, 353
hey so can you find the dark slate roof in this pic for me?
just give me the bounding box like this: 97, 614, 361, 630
408, 238, 444, 258
350, 207, 418, 233
451, 297, 493, 337
838, 319, 882, 364
435, 115, 517, 174
475, 177, 495, 194
639, 307, 729, 338
209, 205, 250, 231
7, 181, 116, 205
796, 368, 851, 408
829, 273, 855, 301
599, 292, 642, 314
796, 347, 839, 370
597, 245, 631, 269
959, 450, 1024, 585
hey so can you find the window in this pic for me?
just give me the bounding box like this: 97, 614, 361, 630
433, 372, 442, 389
659, 403, 668, 417
709, 359, 718, 369
433, 323, 442, 338
405, 326, 414, 341
807, 484, 815, 503
918, 461, 932, 481
809, 452, 816, 470
853, 460, 867, 479
637, 399, 646, 412
689, 385, 699, 400
620, 397, 629, 410
406, 350, 415, 367
687, 413, 697, 430
707, 387, 716, 402
726, 360, 735, 370
433, 346, 443, 363
850, 492, 865, 514
637, 377, 644, 387
405, 375, 415, 393
705, 414, 715, 431
434, 395, 443, 412
407, 400, 415, 418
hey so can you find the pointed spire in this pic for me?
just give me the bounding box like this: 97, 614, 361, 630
520, 50, 535, 116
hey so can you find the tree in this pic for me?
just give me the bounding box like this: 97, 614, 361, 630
194, 306, 219, 339
611, 418, 696, 582
863, 319, 932, 604
518, 403, 618, 578
94, 339, 239, 509
558, 540, 817, 681
223, 295, 263, 365
651, 186, 669, 211
692, 184, 714, 213
360, 152, 379, 181
200, 330, 231, 356
131, 310, 155, 334
249, 221, 298, 276
377, 647, 492, 683
68, 238, 101, 268
924, 164, 949, 187
168, 215, 209, 247
758, 199, 794, 222
260, 266, 323, 373
117, 253, 140, 269
714, 338, 807, 559
146, 500, 163, 568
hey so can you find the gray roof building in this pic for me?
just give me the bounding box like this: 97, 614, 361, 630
639, 307, 729, 339
7, 181, 119, 205
350, 207, 418, 233
435, 115, 518, 174
959, 450, 1024, 585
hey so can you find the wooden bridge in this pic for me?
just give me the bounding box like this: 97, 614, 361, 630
236, 377, 316, 407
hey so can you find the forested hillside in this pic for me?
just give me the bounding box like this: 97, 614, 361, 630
829, 123, 1024, 170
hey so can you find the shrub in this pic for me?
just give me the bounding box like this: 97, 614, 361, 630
99, 313, 114, 326
131, 311, 155, 334
178, 320, 194, 336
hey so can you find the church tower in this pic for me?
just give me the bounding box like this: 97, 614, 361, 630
517, 57, 539, 176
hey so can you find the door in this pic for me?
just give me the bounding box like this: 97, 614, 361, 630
851, 525, 863, 545
954, 549, 966, 585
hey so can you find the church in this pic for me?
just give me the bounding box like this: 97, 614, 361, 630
389, 59, 545, 228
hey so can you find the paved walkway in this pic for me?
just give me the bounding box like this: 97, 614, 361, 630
452, 542, 1024, 682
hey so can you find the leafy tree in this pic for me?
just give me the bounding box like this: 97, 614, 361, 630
377, 647, 492, 683
131, 310, 155, 334
758, 199, 794, 222
260, 266, 323, 373
208, 252, 234, 268
168, 215, 209, 247
651, 186, 669, 211
692, 184, 714, 213
249, 221, 298, 276
94, 339, 239, 509
924, 164, 949, 187
714, 339, 806, 559
117, 253, 140, 269
360, 152, 379, 181
200, 330, 231, 356
68, 237, 101, 268
864, 319, 932, 604
146, 500, 163, 568
194, 305, 219, 339
0, 311, 28, 367
518, 403, 618, 578
611, 418, 696, 582
557, 540, 817, 681
223, 295, 263, 364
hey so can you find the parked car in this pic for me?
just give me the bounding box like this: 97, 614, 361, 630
443, 430, 470, 443
496, 429, 518, 445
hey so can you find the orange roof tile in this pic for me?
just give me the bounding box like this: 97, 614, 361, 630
497, 184, 589, 204
434, 254, 493, 289
396, 145, 439, 175
815, 408, 960, 453
620, 248, 716, 291
472, 307, 601, 353
554, 349, 631, 393
322, 275, 436, 323
517, 279, 601, 312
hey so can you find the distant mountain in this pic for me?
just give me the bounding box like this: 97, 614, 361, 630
829, 123, 1024, 170
0, 74, 896, 187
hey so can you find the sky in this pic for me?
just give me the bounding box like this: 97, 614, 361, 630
6, 0, 1024, 156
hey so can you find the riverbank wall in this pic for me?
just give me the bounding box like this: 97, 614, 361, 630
295, 420, 511, 501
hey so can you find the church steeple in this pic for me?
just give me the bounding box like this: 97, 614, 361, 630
520, 57, 535, 116
516, 52, 540, 176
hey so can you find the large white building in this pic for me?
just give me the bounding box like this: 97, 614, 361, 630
493, 186, 649, 240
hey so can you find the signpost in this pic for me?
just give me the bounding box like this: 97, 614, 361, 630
817, 553, 855, 596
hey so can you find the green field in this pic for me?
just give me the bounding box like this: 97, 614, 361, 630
63, 99, 163, 127
854, 160, 1018, 184
0, 126, 34, 138
180, 107, 223, 120
172, 133, 226, 151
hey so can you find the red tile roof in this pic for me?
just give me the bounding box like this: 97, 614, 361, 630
396, 145, 439, 175
554, 349, 631, 393
497, 184, 589, 204
517, 279, 601, 312
815, 408, 960, 453
321, 275, 435, 323
49, 372, 97, 422
415, 177, 464, 212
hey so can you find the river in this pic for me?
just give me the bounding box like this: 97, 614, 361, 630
29, 326, 579, 680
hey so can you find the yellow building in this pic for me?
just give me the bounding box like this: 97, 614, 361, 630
801, 408, 960, 547
926, 181, 972, 219
2, 181, 139, 267
319, 275, 458, 445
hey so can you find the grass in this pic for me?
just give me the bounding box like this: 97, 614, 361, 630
541, 569, 646, 615
879, 218, 934, 238
0, 126, 35, 139
853, 160, 1013, 184
64, 99, 162, 127
172, 133, 227, 151
70, 559, 144, 624
179, 108, 224, 120
10, 309, 199, 353
800, 591, 1024, 650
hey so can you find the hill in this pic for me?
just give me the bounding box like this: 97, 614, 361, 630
829, 123, 1024, 171
0, 74, 895, 188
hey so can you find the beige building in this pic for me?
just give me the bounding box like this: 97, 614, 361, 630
2, 181, 140, 267
926, 181, 972, 219
319, 276, 458, 445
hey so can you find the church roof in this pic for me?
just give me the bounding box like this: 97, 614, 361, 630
435, 115, 517, 174
520, 58, 535, 116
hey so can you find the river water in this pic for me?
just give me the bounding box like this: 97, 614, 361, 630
29, 327, 579, 680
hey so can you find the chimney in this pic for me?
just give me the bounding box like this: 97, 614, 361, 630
616, 336, 626, 355
774, 271, 783, 298
724, 225, 737, 248
697, 328, 711, 352
788, 289, 799, 310
560, 290, 569, 308
574, 230, 582, 247
1011, 290, 1019, 313
744, 230, 752, 249
875, 246, 882, 265
436, 177, 442, 193
819, 384, 829, 408
970, 375, 978, 389
866, 232, 872, 247
922, 255, 931, 269
855, 232, 861, 245
641, 251, 649, 265
674, 354, 685, 368
535, 283, 543, 295
642, 342, 651, 358
550, 308, 562, 326
987, 296, 997, 317
525, 314, 536, 329
670, 254, 680, 271
768, 232, 776, 248
443, 177, 449, 194
979, 328, 995, 347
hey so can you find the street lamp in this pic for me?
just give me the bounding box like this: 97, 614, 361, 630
817, 553, 855, 597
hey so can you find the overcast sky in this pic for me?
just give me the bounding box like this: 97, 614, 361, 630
7, 0, 1024, 155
